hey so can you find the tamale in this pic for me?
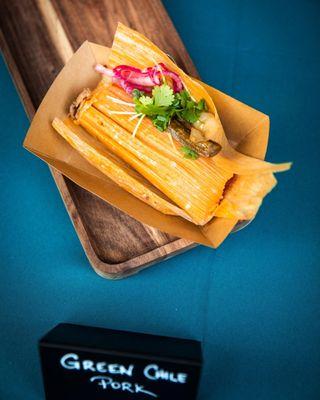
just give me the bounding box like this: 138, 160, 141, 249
70, 92, 233, 226
52, 118, 192, 220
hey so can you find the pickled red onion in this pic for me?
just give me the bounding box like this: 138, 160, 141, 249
150, 63, 183, 92
95, 63, 183, 94
114, 65, 154, 87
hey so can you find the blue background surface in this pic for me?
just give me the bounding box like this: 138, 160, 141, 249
0, 0, 319, 399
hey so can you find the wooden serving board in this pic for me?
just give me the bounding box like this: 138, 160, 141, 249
0, 0, 199, 278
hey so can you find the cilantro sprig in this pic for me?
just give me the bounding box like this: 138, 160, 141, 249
132, 84, 207, 132
174, 91, 207, 124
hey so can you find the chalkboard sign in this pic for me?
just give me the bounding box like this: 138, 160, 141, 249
39, 323, 202, 400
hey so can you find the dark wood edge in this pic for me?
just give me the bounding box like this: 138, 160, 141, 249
1, 28, 195, 278
51, 170, 195, 279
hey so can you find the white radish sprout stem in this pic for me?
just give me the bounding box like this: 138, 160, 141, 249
167, 131, 179, 153
132, 114, 145, 138
109, 111, 137, 115
128, 113, 143, 121
106, 95, 135, 107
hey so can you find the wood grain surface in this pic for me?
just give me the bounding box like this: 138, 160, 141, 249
0, 0, 198, 278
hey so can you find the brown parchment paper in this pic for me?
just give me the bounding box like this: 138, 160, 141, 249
23, 41, 270, 248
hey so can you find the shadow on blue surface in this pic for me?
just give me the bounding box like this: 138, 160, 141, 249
0, 0, 320, 399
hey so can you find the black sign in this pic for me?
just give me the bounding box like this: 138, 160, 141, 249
39, 323, 202, 400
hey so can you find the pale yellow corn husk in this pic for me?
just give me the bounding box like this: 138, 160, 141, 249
215, 173, 278, 219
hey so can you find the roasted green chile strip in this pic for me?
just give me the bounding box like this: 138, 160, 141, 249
168, 120, 222, 158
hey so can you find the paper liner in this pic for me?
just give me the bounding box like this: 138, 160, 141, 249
24, 41, 271, 248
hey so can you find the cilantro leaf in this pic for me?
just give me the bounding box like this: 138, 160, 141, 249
135, 103, 166, 117
175, 90, 189, 107
152, 84, 174, 107
196, 99, 207, 111
176, 92, 207, 123
152, 115, 170, 131
179, 109, 198, 123
181, 146, 199, 160
139, 95, 153, 106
